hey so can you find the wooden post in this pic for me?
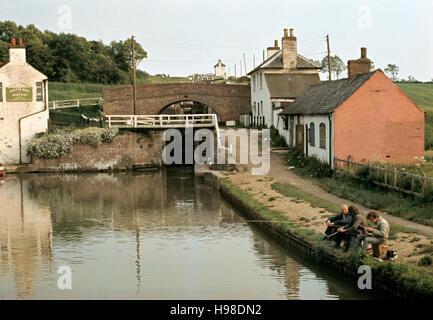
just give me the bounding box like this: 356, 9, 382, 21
132, 35, 137, 115
326, 35, 332, 81
411, 176, 415, 192
393, 168, 397, 188
422, 174, 427, 195
384, 172, 387, 185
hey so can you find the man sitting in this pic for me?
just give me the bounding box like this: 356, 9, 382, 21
337, 206, 367, 250
323, 204, 352, 247
355, 211, 389, 253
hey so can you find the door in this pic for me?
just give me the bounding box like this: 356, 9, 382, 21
295, 125, 304, 153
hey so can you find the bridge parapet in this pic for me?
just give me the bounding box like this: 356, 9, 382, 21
103, 83, 251, 121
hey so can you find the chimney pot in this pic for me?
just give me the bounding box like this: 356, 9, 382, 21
274, 40, 278, 47
361, 47, 367, 58
290, 29, 294, 37
284, 28, 288, 37
18, 38, 23, 46
11, 38, 16, 46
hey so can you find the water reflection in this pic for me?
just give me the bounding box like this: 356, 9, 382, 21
0, 168, 381, 299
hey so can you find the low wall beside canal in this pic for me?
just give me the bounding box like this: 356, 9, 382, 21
31, 130, 165, 171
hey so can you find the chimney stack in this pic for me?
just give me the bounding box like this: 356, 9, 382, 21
9, 37, 26, 63
266, 40, 280, 59
348, 47, 371, 80
282, 28, 297, 69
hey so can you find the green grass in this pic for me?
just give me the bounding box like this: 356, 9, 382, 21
220, 176, 433, 299
315, 174, 433, 227
398, 83, 433, 150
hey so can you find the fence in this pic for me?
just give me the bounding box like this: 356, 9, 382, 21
49, 110, 104, 128
48, 98, 102, 110
250, 115, 265, 128
334, 157, 433, 197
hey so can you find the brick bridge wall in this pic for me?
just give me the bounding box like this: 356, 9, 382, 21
102, 83, 251, 121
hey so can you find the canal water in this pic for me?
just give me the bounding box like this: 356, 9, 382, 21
0, 168, 382, 299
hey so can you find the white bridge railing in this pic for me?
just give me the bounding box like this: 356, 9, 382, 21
106, 114, 217, 129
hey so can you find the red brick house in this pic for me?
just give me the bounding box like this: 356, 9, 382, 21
279, 48, 425, 166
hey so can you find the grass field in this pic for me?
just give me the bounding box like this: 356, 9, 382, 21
397, 82, 433, 150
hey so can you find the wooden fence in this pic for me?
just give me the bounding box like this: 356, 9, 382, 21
334, 157, 433, 197
49, 110, 104, 128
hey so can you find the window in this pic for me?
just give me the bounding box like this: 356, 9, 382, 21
309, 122, 315, 146
0, 82, 2, 102
253, 75, 256, 91
260, 73, 263, 89
319, 123, 326, 149
283, 116, 289, 130
36, 82, 43, 101
260, 101, 263, 115
253, 102, 256, 114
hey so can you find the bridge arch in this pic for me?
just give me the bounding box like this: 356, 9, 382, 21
102, 83, 250, 121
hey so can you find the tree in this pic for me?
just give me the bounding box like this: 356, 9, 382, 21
384, 64, 399, 82
321, 55, 346, 80
370, 61, 375, 72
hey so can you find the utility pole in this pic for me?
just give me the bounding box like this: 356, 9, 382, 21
234, 64, 237, 77
262, 49, 265, 62
132, 35, 137, 114
240, 60, 243, 77
326, 34, 332, 81
243, 52, 247, 75
253, 54, 255, 69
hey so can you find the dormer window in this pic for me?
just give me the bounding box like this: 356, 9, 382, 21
36, 82, 43, 101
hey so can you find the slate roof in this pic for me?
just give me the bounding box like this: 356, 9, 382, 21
264, 73, 320, 99
247, 50, 320, 75
280, 71, 377, 115
214, 59, 226, 68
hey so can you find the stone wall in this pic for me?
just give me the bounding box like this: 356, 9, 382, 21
31, 130, 164, 171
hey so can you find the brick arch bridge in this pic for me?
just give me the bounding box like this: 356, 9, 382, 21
102, 83, 251, 121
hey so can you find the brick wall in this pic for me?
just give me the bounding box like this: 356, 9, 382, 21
32, 130, 165, 171
102, 83, 251, 121
334, 70, 425, 164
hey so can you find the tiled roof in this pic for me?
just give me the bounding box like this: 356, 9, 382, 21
280, 71, 377, 115
247, 51, 320, 75
264, 73, 320, 99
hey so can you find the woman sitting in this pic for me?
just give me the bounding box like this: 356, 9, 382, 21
337, 206, 367, 250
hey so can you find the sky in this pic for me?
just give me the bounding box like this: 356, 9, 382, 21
1, 0, 432, 81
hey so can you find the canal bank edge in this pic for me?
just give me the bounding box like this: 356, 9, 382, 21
195, 167, 433, 300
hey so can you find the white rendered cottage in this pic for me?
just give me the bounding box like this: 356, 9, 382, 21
247, 29, 320, 128
0, 38, 49, 165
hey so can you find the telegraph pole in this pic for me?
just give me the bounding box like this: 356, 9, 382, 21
240, 60, 242, 77
132, 35, 137, 115
253, 54, 255, 69
234, 64, 236, 77
326, 35, 332, 81
243, 52, 247, 75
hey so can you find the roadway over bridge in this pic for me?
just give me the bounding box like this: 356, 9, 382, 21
102, 83, 251, 121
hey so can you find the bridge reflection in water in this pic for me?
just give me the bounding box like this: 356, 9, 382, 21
0, 168, 382, 299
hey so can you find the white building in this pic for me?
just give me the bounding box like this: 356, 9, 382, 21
0, 38, 49, 165
247, 29, 320, 128
214, 59, 227, 79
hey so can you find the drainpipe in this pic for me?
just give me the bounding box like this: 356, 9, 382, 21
328, 113, 333, 168
18, 79, 48, 164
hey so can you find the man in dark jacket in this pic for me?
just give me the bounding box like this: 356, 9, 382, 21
323, 204, 352, 246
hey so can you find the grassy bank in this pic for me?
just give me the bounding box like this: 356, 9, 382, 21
397, 82, 433, 150
219, 176, 433, 299
285, 151, 433, 227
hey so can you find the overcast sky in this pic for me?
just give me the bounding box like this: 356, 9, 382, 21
1, 0, 432, 81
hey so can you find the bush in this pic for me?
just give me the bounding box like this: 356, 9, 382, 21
419, 255, 433, 266
28, 127, 119, 159
270, 125, 287, 148
28, 133, 75, 159
286, 149, 333, 178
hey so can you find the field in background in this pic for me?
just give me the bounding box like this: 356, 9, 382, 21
397, 83, 433, 150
